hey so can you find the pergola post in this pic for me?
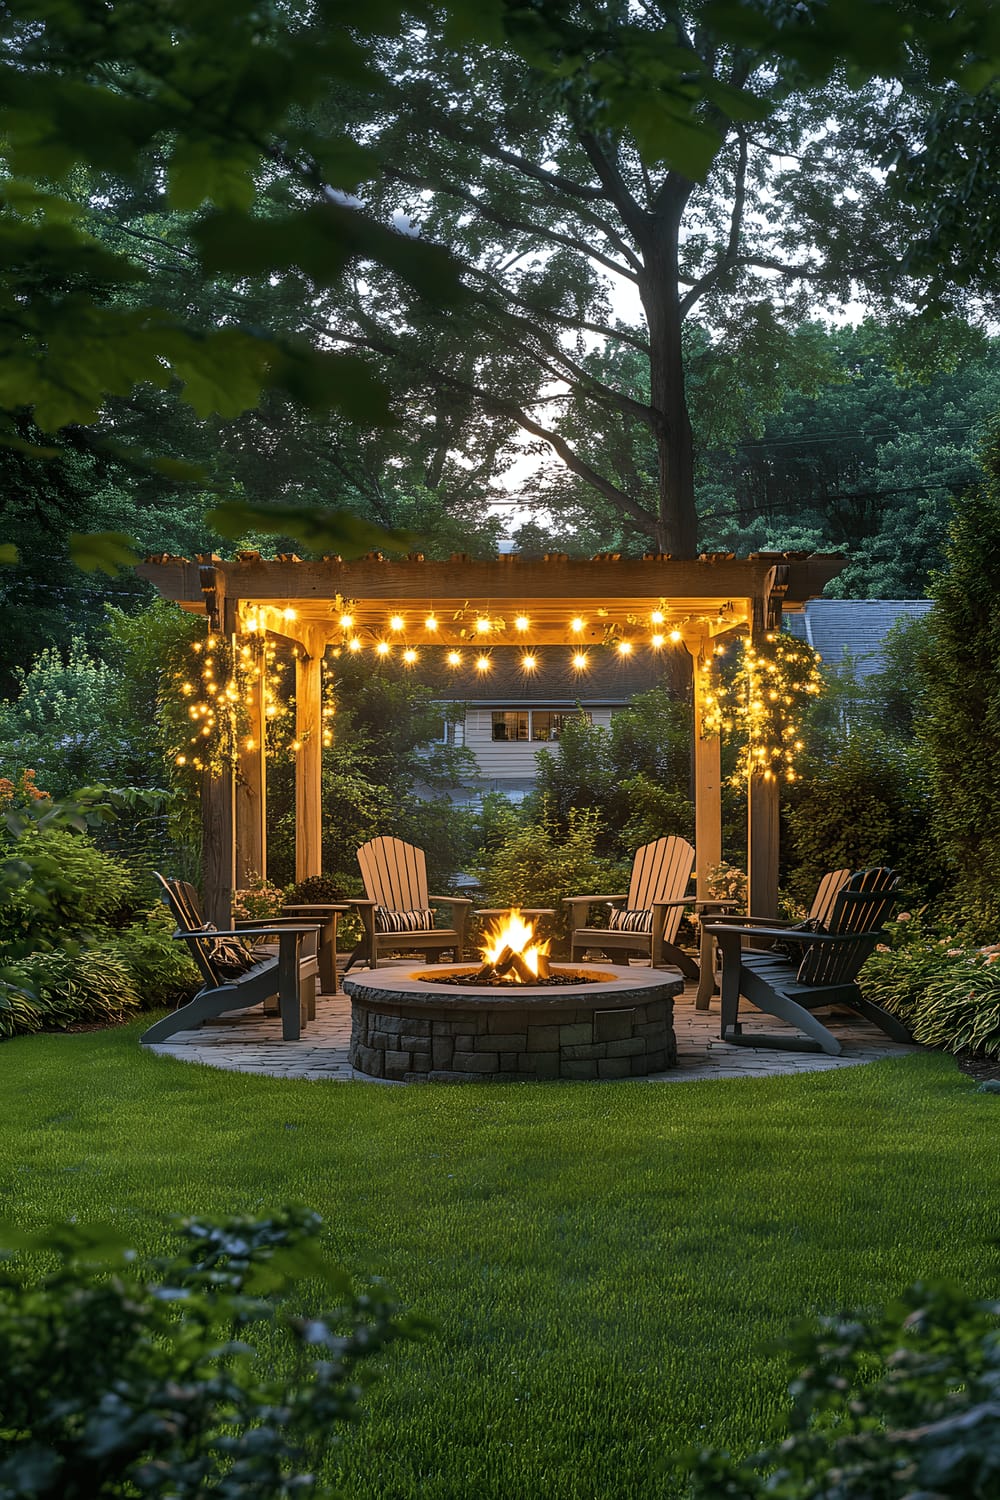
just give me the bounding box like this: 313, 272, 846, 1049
746, 594, 780, 917
294, 631, 324, 881
685, 631, 722, 898
235, 634, 267, 887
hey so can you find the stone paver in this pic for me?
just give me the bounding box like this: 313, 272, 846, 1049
144, 980, 918, 1083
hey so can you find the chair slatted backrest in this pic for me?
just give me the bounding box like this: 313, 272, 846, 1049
627, 837, 695, 945
357, 837, 430, 912
154, 872, 222, 988
809, 868, 852, 927
797, 868, 899, 986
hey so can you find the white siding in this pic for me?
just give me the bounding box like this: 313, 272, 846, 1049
464, 707, 615, 782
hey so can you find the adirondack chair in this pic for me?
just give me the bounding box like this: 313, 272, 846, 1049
346, 836, 474, 972
140, 875, 320, 1045
563, 836, 698, 978
706, 867, 913, 1056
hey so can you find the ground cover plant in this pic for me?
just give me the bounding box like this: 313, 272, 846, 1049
1, 1027, 997, 1499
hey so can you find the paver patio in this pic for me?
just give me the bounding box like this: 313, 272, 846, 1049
145, 978, 917, 1082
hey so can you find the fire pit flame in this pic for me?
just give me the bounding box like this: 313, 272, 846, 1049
476, 909, 551, 983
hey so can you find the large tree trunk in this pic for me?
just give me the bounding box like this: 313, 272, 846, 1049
638, 213, 697, 558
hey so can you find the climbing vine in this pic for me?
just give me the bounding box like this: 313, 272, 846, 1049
702, 630, 824, 784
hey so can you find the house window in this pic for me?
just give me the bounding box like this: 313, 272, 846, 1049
491, 711, 529, 742
531, 709, 591, 742
490, 709, 592, 742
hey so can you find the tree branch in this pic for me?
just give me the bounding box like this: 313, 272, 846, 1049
680, 125, 748, 315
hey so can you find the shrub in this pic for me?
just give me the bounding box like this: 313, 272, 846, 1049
107, 919, 201, 1012
479, 807, 630, 948
232, 878, 287, 922
783, 728, 944, 906
0, 1207, 416, 1499
859, 915, 1000, 1057
1, 949, 140, 1037
285, 873, 348, 904
681, 1281, 1000, 1498
0, 826, 136, 959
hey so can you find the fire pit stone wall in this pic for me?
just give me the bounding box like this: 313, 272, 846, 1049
344, 964, 682, 1082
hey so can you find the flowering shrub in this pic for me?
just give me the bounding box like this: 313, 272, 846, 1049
860, 912, 1000, 1057
704, 862, 747, 906
0, 767, 51, 805
232, 877, 287, 923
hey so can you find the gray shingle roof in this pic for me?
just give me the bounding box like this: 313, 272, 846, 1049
783, 600, 933, 679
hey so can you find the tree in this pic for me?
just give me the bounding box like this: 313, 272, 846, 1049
919, 426, 1000, 922
314, 4, 999, 556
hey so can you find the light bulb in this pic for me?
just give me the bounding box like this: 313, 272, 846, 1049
521, 655, 537, 671
617, 640, 633, 656
651, 634, 664, 649
514, 615, 530, 632
651, 610, 664, 624
669, 629, 683, 643
282, 609, 296, 622
476, 618, 491, 634
348, 638, 362, 653
389, 615, 404, 632
476, 655, 491, 672
572, 652, 588, 670
446, 651, 462, 667
424, 615, 438, 631
403, 648, 418, 665
339, 614, 353, 629
570, 617, 585, 633
376, 641, 390, 656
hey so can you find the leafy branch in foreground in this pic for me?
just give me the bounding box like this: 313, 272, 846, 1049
681, 1279, 1000, 1498
0, 1207, 423, 1499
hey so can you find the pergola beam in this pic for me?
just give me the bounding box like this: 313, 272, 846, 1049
137, 551, 845, 927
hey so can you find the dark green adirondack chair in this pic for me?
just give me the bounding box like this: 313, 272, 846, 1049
706, 867, 913, 1056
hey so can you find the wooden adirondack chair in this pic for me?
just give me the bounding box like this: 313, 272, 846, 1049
347, 836, 474, 972
141, 875, 320, 1045
564, 836, 698, 978
706, 867, 913, 1056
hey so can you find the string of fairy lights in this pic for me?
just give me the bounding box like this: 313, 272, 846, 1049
167, 607, 824, 782
701, 631, 824, 783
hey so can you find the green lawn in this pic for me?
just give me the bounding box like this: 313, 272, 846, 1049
2, 1022, 998, 1498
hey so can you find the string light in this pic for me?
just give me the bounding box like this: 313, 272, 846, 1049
520, 654, 537, 671
476, 655, 491, 672
376, 641, 391, 657
617, 640, 633, 656
348, 638, 362, 652
651, 634, 665, 649
476, 618, 491, 634
651, 610, 664, 624
389, 615, 404, 632
570, 617, 585, 634
402, 648, 418, 665
446, 650, 462, 667
572, 652, 589, 671
339, 613, 353, 629
282, 609, 296, 622
514, 615, 530, 632
424, 615, 438, 631
669, 629, 683, 643
702, 631, 824, 784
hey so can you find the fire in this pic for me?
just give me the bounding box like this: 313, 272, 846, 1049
480, 909, 550, 981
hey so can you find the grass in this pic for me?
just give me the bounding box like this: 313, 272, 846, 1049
2, 1022, 999, 1498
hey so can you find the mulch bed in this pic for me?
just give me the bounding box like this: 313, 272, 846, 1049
955, 1052, 1000, 1082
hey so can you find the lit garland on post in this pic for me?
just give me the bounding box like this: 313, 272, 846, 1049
165, 628, 288, 777
701, 631, 824, 783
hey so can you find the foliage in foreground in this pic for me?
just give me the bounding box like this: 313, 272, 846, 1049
682, 1280, 1000, 1498
0, 1207, 416, 1499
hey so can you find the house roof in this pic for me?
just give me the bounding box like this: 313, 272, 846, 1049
783, 599, 933, 679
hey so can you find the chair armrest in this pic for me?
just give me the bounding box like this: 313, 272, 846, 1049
428, 895, 475, 908
211, 923, 322, 938
705, 923, 877, 945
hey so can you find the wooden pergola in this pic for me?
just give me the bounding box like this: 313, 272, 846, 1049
139, 550, 845, 924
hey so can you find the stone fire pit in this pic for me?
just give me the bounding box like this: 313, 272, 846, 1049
343, 963, 682, 1082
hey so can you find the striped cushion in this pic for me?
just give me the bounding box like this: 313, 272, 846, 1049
374, 906, 435, 934
201, 925, 256, 978
607, 906, 653, 934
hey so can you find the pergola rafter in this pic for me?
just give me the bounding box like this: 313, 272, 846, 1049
138, 550, 845, 925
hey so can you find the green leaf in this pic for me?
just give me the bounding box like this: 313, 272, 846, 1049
205, 502, 413, 558
0, 544, 19, 565
68, 533, 141, 576
167, 141, 258, 213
